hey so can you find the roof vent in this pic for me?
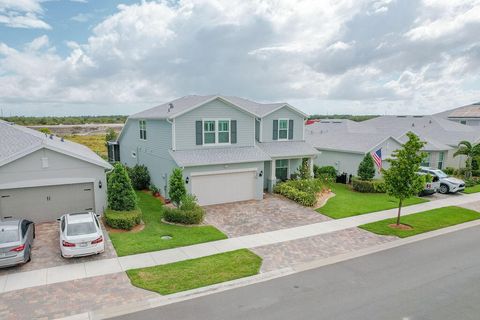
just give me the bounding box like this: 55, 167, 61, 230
49, 134, 53, 139
167, 103, 174, 112
411, 123, 415, 127
61, 137, 64, 142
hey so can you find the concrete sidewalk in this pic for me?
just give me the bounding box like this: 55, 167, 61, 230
2, 192, 479, 293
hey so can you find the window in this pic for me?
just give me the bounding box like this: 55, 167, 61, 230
139, 120, 147, 140
421, 153, 430, 167
204, 121, 216, 144
278, 119, 288, 140
218, 120, 230, 143
438, 152, 445, 169
275, 159, 289, 181
460, 120, 467, 125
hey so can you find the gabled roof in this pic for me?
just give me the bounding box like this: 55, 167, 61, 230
435, 102, 480, 118
0, 120, 112, 169
129, 95, 307, 120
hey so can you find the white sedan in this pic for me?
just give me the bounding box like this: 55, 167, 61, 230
59, 212, 105, 258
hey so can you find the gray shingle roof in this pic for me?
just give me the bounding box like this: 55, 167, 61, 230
169, 146, 271, 167
257, 141, 319, 158
435, 102, 480, 118
0, 120, 112, 169
129, 95, 305, 120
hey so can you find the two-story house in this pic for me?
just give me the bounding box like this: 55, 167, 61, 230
110, 95, 318, 205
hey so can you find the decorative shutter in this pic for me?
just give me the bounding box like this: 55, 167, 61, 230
288, 120, 294, 140
196, 121, 203, 145
231, 120, 237, 144
273, 120, 278, 140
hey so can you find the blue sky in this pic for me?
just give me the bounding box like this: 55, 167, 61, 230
0, 0, 479, 116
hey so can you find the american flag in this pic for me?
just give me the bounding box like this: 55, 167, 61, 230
371, 148, 382, 169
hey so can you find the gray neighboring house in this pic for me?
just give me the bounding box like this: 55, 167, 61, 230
304, 119, 403, 178
112, 95, 318, 206
0, 120, 112, 223
435, 102, 480, 126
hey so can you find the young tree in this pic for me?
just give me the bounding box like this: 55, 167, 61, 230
105, 128, 118, 144
107, 163, 137, 211
298, 158, 311, 180
382, 132, 426, 226
169, 168, 187, 207
453, 141, 480, 179
357, 154, 376, 181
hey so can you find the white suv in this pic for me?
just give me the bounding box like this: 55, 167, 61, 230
59, 212, 105, 258
419, 167, 465, 194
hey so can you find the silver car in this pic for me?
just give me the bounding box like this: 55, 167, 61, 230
0, 219, 35, 268
419, 167, 466, 194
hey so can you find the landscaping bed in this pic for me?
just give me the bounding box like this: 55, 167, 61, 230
127, 249, 262, 295
359, 206, 480, 238
317, 183, 428, 219
108, 191, 227, 256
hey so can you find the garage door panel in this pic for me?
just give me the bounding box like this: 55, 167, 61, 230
0, 183, 94, 223
191, 170, 257, 206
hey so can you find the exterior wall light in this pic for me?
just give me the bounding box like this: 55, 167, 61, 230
185, 177, 190, 184
99, 180, 103, 189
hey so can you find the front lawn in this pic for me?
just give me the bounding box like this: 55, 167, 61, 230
127, 249, 262, 295
359, 206, 480, 238
108, 192, 227, 256
463, 185, 480, 194
317, 183, 428, 219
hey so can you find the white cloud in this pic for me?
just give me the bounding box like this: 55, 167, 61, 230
0, 0, 480, 116
0, 0, 50, 29
71, 13, 92, 22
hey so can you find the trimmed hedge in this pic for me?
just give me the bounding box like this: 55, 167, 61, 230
352, 178, 386, 193
274, 179, 325, 207
127, 165, 151, 190
314, 165, 337, 180
163, 194, 205, 225
105, 208, 142, 230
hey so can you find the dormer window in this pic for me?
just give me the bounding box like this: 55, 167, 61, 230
139, 120, 147, 140
278, 119, 289, 140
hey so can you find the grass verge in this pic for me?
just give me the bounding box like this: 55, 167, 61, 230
109, 192, 227, 256
359, 206, 480, 238
463, 185, 480, 194
127, 249, 262, 295
317, 183, 428, 219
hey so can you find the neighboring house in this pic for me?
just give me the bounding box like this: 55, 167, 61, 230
435, 102, 480, 126
0, 120, 112, 223
304, 119, 402, 178
112, 95, 318, 206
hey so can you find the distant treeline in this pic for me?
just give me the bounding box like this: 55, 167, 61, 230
309, 114, 378, 122
0, 115, 128, 126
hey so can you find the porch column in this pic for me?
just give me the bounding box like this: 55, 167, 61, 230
268, 159, 276, 193
309, 157, 314, 178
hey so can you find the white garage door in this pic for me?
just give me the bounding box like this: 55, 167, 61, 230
191, 170, 257, 206
0, 183, 95, 223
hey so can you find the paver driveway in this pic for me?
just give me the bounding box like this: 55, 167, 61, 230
0, 221, 116, 275
204, 194, 330, 237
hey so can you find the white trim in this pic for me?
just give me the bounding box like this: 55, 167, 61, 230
259, 118, 263, 143
202, 118, 232, 146
277, 118, 289, 141
171, 96, 258, 120
0, 178, 95, 190
190, 168, 257, 177
261, 103, 308, 118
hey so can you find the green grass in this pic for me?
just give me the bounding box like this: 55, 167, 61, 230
65, 134, 108, 159
463, 185, 480, 194
359, 206, 480, 238
317, 183, 428, 219
108, 192, 227, 256
127, 249, 262, 295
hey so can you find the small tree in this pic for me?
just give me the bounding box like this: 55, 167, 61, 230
107, 163, 137, 211
357, 154, 376, 181
298, 158, 311, 179
382, 132, 426, 226
169, 168, 186, 207
39, 128, 52, 134
127, 164, 150, 190
105, 128, 118, 144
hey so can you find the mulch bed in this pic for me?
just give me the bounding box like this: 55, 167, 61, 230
388, 223, 413, 230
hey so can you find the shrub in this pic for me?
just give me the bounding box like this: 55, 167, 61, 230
352, 177, 386, 193
298, 158, 311, 179
149, 184, 160, 196
357, 154, 376, 181
274, 178, 326, 206
104, 208, 142, 230
443, 167, 456, 175
169, 168, 186, 206
107, 163, 137, 211
105, 128, 117, 143
472, 169, 480, 177
127, 165, 151, 190
314, 165, 337, 180
164, 194, 204, 225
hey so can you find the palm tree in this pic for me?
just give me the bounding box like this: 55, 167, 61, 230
453, 141, 480, 179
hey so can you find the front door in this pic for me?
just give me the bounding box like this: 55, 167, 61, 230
275, 159, 289, 181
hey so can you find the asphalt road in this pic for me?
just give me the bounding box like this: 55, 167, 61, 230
113, 225, 480, 320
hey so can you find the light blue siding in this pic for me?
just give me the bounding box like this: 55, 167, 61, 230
174, 99, 256, 150
119, 118, 177, 197
261, 106, 305, 142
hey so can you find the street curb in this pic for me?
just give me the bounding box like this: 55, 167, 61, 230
56, 218, 480, 320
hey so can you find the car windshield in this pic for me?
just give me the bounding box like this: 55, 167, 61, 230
0, 228, 19, 243
431, 170, 448, 178
67, 222, 96, 236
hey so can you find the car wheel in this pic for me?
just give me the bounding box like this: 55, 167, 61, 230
26, 247, 32, 263
439, 184, 449, 194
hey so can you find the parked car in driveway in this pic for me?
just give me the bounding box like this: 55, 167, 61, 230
0, 218, 35, 268
59, 212, 104, 258
417, 172, 440, 196
419, 167, 465, 194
